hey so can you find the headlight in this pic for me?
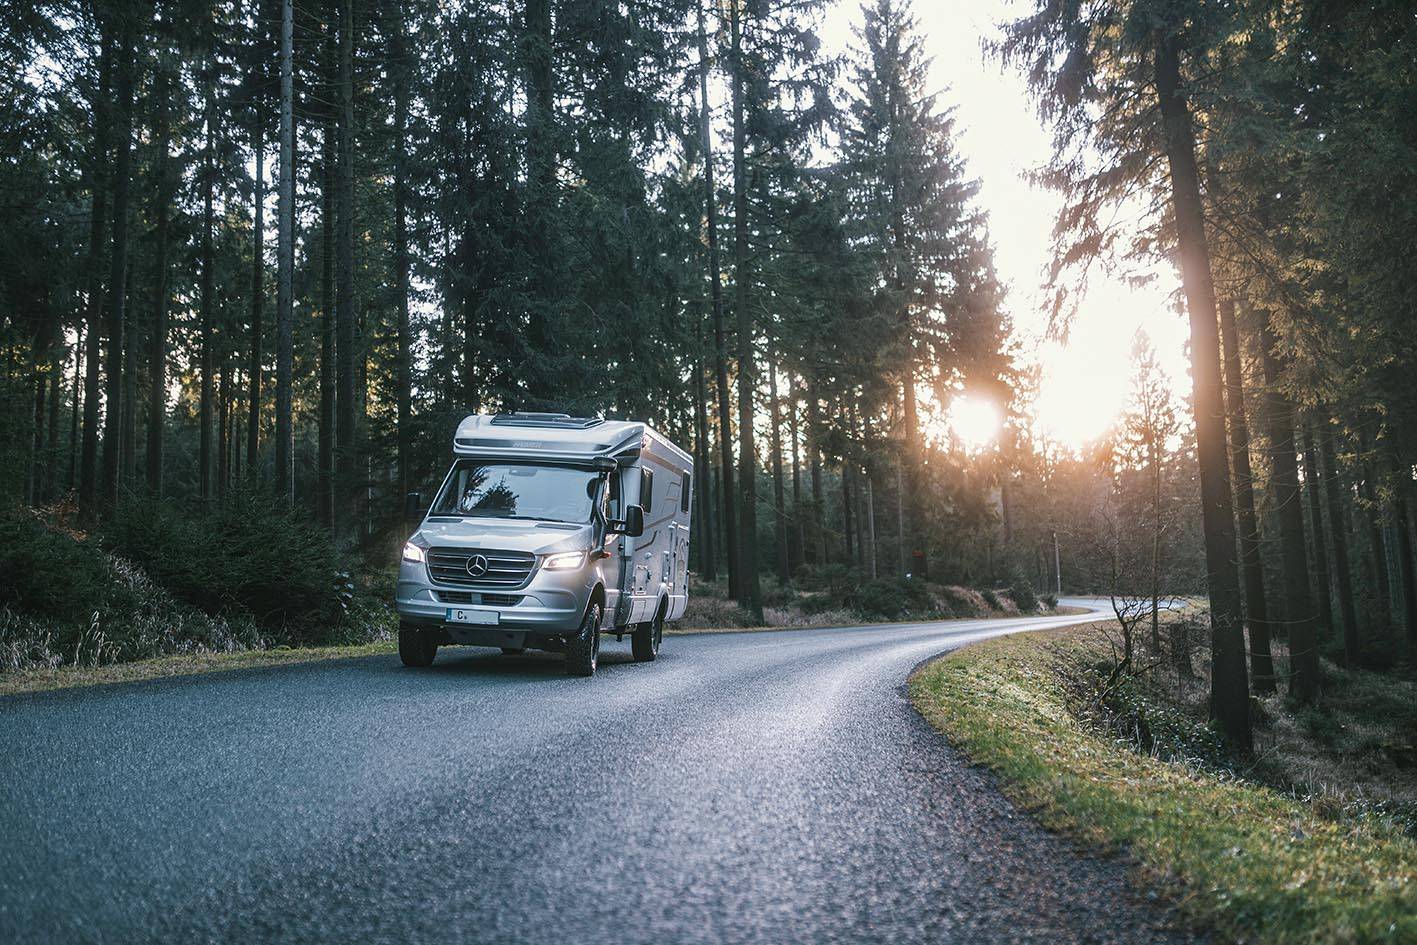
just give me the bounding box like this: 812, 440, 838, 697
543, 551, 586, 571
402, 542, 426, 564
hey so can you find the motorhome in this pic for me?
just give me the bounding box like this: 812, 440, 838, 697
396, 413, 694, 676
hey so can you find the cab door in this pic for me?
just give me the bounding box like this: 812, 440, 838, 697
599, 469, 627, 624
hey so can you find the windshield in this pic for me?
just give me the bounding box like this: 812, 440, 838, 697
430, 462, 599, 524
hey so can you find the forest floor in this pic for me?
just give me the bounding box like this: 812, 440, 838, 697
911, 622, 1417, 945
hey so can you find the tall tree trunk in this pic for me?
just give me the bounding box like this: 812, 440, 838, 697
27, 321, 56, 506
693, 341, 716, 580
218, 353, 231, 496
768, 358, 788, 584
1317, 424, 1360, 664
100, 19, 136, 512
68, 331, 82, 493
1301, 423, 1335, 642
808, 389, 826, 565
335, 0, 358, 542
697, 0, 739, 597
198, 43, 217, 501
145, 65, 174, 497
274, 0, 296, 498
1357, 433, 1392, 627
46, 352, 60, 501
788, 378, 805, 573
1257, 322, 1321, 702
841, 458, 855, 565
1154, 37, 1250, 745
1390, 460, 1417, 649
319, 67, 336, 528
1147, 416, 1162, 651
392, 0, 412, 518
247, 122, 265, 478
728, 0, 760, 619
79, 67, 108, 518
1218, 298, 1275, 691
521, 0, 555, 396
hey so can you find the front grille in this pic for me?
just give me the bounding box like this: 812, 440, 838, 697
437, 590, 521, 605
427, 548, 536, 589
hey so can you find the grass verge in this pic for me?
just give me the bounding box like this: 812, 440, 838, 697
909, 625, 1417, 945
0, 640, 395, 698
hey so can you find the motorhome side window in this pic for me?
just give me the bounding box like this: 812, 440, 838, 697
639, 467, 654, 513
681, 472, 691, 512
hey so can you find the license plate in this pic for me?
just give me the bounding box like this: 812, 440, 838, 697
445, 608, 499, 626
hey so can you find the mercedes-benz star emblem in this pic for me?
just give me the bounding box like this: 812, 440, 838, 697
466, 554, 489, 578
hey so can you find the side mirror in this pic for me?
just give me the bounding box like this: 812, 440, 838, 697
625, 504, 645, 537
612, 504, 645, 537
405, 491, 422, 525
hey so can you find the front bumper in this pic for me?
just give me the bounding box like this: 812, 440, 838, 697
395, 555, 596, 636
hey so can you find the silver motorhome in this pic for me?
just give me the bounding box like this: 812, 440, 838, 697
396, 412, 694, 676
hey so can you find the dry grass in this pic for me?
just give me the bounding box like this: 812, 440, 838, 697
0, 637, 396, 698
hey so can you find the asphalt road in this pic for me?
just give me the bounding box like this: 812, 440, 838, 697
1, 599, 1202, 945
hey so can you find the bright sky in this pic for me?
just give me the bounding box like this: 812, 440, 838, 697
820, 0, 1191, 451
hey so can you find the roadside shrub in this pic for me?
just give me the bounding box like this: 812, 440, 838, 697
794, 563, 854, 595
0, 506, 265, 671
0, 506, 110, 624
105, 490, 345, 641
845, 577, 933, 620
1006, 579, 1039, 613
1041, 592, 1059, 610
980, 588, 1002, 610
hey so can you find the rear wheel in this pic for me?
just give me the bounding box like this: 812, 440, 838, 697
632, 603, 665, 662
565, 602, 602, 677
398, 626, 438, 667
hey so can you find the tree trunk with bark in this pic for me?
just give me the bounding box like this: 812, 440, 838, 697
101, 19, 136, 511
274, 0, 295, 498
335, 0, 358, 542
1154, 36, 1251, 746
1257, 322, 1321, 702
693, 341, 716, 580
198, 43, 216, 501
247, 121, 265, 478
769, 358, 789, 584
392, 0, 412, 518
698, 0, 739, 598
78, 31, 111, 520
144, 65, 174, 497
1317, 424, 1360, 663
318, 19, 336, 527
1301, 423, 1335, 641
728, 0, 761, 619
1218, 298, 1275, 691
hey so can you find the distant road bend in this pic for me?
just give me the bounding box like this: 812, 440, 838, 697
1, 599, 1202, 944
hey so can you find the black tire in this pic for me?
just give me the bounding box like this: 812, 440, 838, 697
399, 627, 438, 667
500, 647, 525, 656
631, 603, 665, 663
565, 601, 602, 677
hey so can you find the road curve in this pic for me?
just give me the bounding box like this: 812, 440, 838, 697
1, 600, 1200, 945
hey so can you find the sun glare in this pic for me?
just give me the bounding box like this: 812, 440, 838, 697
946, 395, 1002, 454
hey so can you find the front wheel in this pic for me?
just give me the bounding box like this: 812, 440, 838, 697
631, 604, 664, 662
399, 627, 438, 667
565, 602, 602, 677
